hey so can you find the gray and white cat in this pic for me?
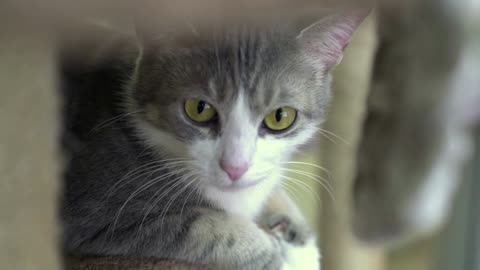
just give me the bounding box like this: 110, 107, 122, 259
60, 12, 365, 269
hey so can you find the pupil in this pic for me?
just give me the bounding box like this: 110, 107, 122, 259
197, 101, 205, 114
275, 108, 284, 122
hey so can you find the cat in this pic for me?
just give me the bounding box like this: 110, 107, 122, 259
60, 11, 366, 269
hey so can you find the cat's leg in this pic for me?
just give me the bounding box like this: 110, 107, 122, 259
258, 188, 321, 270
139, 207, 289, 270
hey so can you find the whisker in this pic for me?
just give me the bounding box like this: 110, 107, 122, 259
279, 182, 301, 203
140, 170, 193, 215
135, 182, 183, 236
179, 180, 201, 220
318, 130, 339, 145
279, 174, 321, 203
102, 159, 193, 203
89, 110, 144, 134
280, 161, 332, 179
287, 168, 334, 194
133, 148, 155, 160
137, 171, 198, 233
317, 128, 350, 145
281, 168, 334, 192
157, 173, 199, 231
121, 158, 192, 181
281, 168, 336, 203
108, 167, 192, 238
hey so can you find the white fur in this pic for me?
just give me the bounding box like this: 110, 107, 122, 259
218, 94, 258, 172
204, 173, 280, 219
282, 238, 321, 270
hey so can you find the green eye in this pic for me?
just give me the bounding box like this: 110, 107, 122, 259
184, 99, 217, 123
263, 107, 297, 131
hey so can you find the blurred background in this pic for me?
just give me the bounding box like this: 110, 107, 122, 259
290, 2, 480, 269
0, 0, 479, 270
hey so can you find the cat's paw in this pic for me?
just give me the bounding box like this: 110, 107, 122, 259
264, 214, 321, 270
282, 237, 321, 270
263, 213, 312, 245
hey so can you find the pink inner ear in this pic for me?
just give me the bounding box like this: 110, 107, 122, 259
299, 10, 369, 69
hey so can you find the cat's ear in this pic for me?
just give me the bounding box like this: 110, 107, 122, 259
297, 10, 369, 70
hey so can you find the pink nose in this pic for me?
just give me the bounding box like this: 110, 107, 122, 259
220, 161, 250, 181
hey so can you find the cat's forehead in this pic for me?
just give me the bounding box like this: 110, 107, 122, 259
192, 30, 323, 115
139, 25, 328, 118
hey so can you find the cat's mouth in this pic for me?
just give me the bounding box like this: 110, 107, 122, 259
216, 178, 264, 192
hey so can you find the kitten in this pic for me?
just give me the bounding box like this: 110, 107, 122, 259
60, 12, 365, 269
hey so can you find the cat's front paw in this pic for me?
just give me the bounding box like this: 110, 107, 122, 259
263, 213, 312, 245
281, 237, 321, 270
263, 214, 321, 270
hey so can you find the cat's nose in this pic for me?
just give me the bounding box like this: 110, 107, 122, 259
220, 161, 250, 181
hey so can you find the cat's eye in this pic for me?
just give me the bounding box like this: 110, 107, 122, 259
184, 99, 217, 123
263, 107, 297, 132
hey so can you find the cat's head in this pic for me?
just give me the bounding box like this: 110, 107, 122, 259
127, 13, 365, 203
